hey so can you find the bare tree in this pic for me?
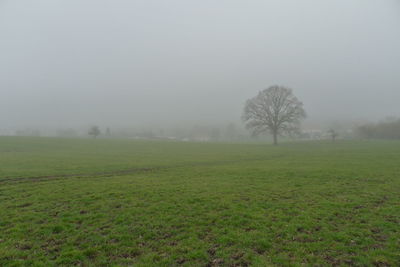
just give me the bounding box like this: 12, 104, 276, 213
327, 129, 338, 142
225, 122, 237, 141
88, 126, 101, 139
242, 85, 306, 145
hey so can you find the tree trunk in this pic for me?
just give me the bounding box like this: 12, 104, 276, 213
273, 130, 278, 145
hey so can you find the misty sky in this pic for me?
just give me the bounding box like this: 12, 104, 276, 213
1, 0, 400, 128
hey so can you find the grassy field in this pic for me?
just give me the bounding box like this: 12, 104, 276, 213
0, 137, 399, 266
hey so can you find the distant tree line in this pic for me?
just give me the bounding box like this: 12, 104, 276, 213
356, 118, 400, 139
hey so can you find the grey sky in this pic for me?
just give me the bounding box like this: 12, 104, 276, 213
1, 0, 399, 128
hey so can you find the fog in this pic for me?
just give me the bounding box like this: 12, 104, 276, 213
1, 0, 400, 132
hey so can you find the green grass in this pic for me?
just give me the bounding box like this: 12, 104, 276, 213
0, 137, 399, 266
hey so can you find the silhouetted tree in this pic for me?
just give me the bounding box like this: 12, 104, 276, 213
242, 85, 306, 145
225, 123, 237, 141
210, 127, 221, 141
88, 126, 101, 139
327, 129, 338, 142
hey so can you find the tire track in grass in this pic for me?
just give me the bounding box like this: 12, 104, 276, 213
0, 167, 164, 184
0, 155, 285, 185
